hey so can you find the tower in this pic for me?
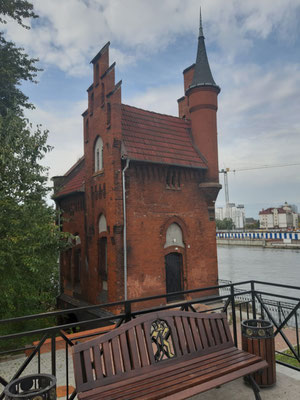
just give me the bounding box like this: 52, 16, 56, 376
178, 10, 220, 183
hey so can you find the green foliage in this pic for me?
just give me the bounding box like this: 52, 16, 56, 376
276, 346, 300, 368
0, 1, 71, 318
216, 218, 235, 230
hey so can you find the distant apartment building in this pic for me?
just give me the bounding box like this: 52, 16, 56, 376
259, 202, 298, 229
216, 203, 245, 229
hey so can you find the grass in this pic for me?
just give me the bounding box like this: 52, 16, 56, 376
276, 346, 300, 368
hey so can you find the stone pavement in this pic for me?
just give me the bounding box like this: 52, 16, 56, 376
190, 365, 300, 400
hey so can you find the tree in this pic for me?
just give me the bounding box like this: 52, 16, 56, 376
0, 1, 70, 318
215, 218, 235, 230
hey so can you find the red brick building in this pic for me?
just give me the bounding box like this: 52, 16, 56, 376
53, 21, 222, 308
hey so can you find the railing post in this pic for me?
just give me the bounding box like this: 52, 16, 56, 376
125, 301, 132, 322
51, 333, 56, 376
251, 281, 256, 320
230, 284, 238, 347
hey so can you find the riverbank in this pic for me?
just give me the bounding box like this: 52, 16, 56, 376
217, 238, 300, 249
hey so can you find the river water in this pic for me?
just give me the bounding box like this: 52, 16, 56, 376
217, 245, 300, 299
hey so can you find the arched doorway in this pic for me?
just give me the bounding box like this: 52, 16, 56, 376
165, 252, 183, 302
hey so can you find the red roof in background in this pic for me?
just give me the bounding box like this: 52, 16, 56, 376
259, 207, 286, 215
121, 104, 207, 169
54, 158, 85, 198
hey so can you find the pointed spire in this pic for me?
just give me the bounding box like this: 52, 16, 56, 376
199, 7, 204, 37
187, 9, 220, 93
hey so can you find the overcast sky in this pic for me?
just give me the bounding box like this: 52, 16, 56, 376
3, 0, 300, 218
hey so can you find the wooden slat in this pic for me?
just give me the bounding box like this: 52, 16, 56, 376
127, 327, 140, 368
87, 348, 245, 399
143, 321, 156, 365
105, 352, 264, 400
210, 319, 221, 346
111, 337, 123, 375
83, 349, 94, 384
216, 318, 227, 344
196, 318, 209, 348
182, 317, 196, 353
222, 317, 233, 344
73, 352, 84, 387
204, 319, 216, 346
189, 317, 203, 351
92, 344, 104, 380
165, 316, 182, 357
102, 341, 114, 377
119, 332, 132, 372
174, 316, 188, 355
135, 324, 149, 367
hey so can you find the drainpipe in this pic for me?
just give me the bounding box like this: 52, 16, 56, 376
122, 158, 130, 300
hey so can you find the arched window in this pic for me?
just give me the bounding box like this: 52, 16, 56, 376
94, 136, 103, 172
164, 223, 185, 248
99, 214, 107, 233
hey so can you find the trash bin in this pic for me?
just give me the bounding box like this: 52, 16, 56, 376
241, 319, 276, 387
4, 374, 56, 400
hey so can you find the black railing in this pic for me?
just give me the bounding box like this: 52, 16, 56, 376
0, 280, 299, 399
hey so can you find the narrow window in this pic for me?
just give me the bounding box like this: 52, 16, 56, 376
94, 137, 103, 172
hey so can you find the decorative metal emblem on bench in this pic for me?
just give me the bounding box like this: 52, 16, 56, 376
151, 319, 175, 362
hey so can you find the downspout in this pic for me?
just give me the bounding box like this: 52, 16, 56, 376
122, 158, 130, 300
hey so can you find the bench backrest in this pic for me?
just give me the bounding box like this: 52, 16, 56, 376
72, 310, 233, 393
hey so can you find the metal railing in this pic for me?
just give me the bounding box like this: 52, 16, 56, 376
0, 280, 299, 399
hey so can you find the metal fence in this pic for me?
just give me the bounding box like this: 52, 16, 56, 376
0, 280, 299, 399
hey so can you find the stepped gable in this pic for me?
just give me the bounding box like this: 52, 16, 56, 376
121, 104, 207, 169
55, 157, 85, 198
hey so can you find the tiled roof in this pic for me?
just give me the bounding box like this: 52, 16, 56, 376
259, 207, 286, 215
55, 158, 85, 198
121, 104, 207, 169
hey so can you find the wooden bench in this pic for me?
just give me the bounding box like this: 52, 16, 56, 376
72, 310, 268, 400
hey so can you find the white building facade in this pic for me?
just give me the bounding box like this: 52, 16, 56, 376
259, 203, 298, 229
216, 203, 245, 229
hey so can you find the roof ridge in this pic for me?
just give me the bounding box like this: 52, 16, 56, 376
122, 103, 188, 123
64, 155, 85, 176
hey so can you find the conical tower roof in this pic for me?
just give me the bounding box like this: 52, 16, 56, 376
188, 10, 220, 93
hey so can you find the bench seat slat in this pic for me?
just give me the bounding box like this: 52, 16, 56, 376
79, 351, 267, 400
87, 349, 254, 399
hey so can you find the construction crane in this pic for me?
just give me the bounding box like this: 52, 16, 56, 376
219, 162, 300, 212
